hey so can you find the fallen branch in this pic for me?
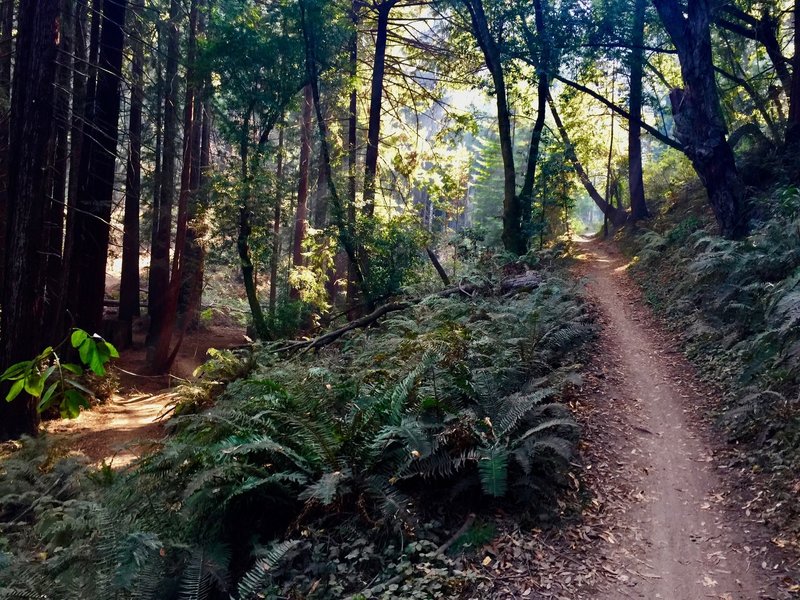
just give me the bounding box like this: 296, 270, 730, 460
435, 513, 476, 555
273, 281, 490, 354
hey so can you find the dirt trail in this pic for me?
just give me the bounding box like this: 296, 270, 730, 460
576, 238, 793, 600
46, 325, 247, 467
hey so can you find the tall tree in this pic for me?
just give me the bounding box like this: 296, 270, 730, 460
628, 0, 648, 220
148, 0, 181, 345
362, 0, 398, 216
64, 0, 129, 333
120, 6, 145, 338
519, 0, 550, 232
150, 0, 200, 372
652, 0, 746, 238
0, 0, 15, 295
787, 0, 800, 149
461, 0, 525, 254
269, 122, 285, 318
291, 84, 313, 299
0, 0, 60, 440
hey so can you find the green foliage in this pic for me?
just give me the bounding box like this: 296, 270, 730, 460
0, 257, 592, 598
359, 214, 430, 302
0, 329, 119, 419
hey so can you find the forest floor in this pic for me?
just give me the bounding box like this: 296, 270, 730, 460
45, 325, 247, 467
467, 237, 799, 599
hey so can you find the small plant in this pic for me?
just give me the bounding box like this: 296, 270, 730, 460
0, 328, 119, 418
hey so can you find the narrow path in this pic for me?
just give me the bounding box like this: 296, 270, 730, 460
46, 325, 247, 467
575, 238, 794, 599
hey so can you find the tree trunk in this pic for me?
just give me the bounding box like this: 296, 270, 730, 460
299, 0, 369, 305
787, 0, 800, 149
0, 0, 15, 296
519, 0, 549, 233
652, 0, 746, 239
269, 122, 285, 318
239, 207, 268, 337
548, 95, 628, 226
45, 0, 72, 330
179, 93, 210, 331
147, 0, 180, 344
148, 23, 164, 318
346, 0, 360, 307
150, 0, 198, 373
179, 4, 210, 332
0, 0, 59, 440
64, 0, 128, 334
291, 84, 313, 300
120, 7, 144, 337
462, 0, 524, 254
362, 0, 395, 216
628, 0, 648, 220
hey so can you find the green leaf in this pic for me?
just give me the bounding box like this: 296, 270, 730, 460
61, 389, 88, 419
78, 338, 94, 365
24, 373, 45, 398
71, 329, 89, 348
104, 341, 120, 359
37, 382, 59, 412
61, 363, 83, 376
88, 353, 106, 376
0, 361, 31, 381
5, 379, 24, 402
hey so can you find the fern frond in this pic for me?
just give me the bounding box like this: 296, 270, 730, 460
477, 446, 508, 497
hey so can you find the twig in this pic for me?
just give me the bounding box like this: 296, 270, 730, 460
435, 513, 476, 555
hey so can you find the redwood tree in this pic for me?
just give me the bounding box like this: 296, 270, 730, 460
64, 0, 129, 333
0, 0, 60, 440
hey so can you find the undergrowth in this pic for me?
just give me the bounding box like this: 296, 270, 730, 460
0, 252, 593, 599
624, 183, 800, 535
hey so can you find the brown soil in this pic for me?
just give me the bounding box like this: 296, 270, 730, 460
464, 237, 798, 599
46, 325, 247, 467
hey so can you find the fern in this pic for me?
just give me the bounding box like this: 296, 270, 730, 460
237, 540, 302, 600
477, 446, 509, 497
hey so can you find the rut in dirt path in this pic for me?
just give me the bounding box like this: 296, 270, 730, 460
578, 239, 782, 600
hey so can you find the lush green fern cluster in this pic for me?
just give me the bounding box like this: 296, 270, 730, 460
629, 189, 800, 532
0, 265, 592, 599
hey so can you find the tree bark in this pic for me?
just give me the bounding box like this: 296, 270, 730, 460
45, 0, 72, 328
0, 0, 15, 296
628, 0, 649, 220
362, 0, 395, 216
519, 0, 549, 233
291, 84, 313, 299
239, 207, 268, 337
150, 0, 198, 373
120, 7, 144, 336
147, 0, 180, 344
148, 22, 164, 318
0, 0, 60, 440
346, 0, 360, 306
787, 0, 800, 149
652, 0, 747, 239
64, 0, 128, 334
269, 122, 285, 318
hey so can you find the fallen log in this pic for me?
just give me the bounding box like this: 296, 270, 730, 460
274, 281, 490, 353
